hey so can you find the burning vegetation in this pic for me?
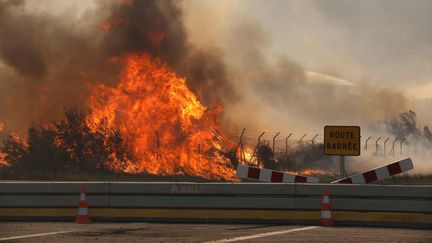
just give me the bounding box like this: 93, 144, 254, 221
0, 0, 239, 180
0, 53, 237, 180
1, 1, 432, 181
87, 53, 235, 179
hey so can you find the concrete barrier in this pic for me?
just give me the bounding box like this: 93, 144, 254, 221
0, 182, 431, 228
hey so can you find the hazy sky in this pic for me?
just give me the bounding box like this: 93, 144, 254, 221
191, 0, 432, 92
183, 1, 432, 130
20, 0, 432, 97
2, 0, 432, 131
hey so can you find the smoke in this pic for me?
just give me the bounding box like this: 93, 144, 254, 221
183, 2, 431, 174
0, 0, 234, 135
95, 0, 236, 105
338, 110, 432, 175
0, 0, 414, 134
217, 18, 409, 135
0, 0, 107, 133
183, 0, 432, 134
0, 0, 430, 175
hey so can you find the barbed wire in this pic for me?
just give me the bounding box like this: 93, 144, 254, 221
230, 127, 418, 158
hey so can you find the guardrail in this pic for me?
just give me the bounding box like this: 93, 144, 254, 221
0, 182, 431, 228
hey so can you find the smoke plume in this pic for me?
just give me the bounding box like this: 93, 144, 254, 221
0, 0, 234, 134
1, 0, 430, 175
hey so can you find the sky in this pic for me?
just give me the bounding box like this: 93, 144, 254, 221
1, 0, 431, 174
180, 1, 432, 132
2, 0, 432, 131
186, 0, 432, 91
22, 0, 432, 92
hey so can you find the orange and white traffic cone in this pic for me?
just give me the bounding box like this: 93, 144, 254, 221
320, 187, 333, 226
75, 186, 91, 223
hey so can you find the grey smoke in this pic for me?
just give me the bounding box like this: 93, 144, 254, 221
0, 0, 234, 134
221, 19, 409, 134
0, 0, 422, 144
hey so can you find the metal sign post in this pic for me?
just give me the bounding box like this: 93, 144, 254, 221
340, 155, 346, 177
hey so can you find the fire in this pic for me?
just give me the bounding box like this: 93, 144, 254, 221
0, 122, 5, 166
0, 132, 24, 167
287, 169, 326, 176
87, 53, 236, 180
243, 147, 253, 162
0, 152, 7, 167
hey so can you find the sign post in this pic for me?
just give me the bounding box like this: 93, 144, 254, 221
324, 126, 361, 177
339, 155, 346, 177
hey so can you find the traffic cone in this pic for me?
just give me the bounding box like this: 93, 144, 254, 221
75, 186, 91, 223
320, 187, 333, 226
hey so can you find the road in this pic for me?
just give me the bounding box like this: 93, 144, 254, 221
0, 223, 431, 242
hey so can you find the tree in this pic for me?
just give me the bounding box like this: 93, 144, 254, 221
256, 142, 277, 170
424, 126, 432, 143
387, 110, 421, 139
25, 126, 72, 177
95, 118, 133, 172
0, 106, 132, 178
55, 107, 106, 174
55, 107, 132, 174
0, 134, 27, 167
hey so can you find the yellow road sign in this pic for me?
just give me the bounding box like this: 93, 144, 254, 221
324, 126, 360, 156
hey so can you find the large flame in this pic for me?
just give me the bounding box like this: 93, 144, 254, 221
87, 53, 236, 180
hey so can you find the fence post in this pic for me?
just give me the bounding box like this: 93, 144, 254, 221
250, 132, 265, 165
272, 132, 280, 158
311, 134, 319, 144
299, 133, 307, 143
375, 137, 381, 155
285, 133, 292, 154
236, 128, 246, 163
400, 138, 405, 156
383, 137, 390, 156
364, 136, 372, 151
391, 137, 399, 156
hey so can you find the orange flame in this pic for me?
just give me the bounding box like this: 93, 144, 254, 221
0, 152, 7, 167
0, 132, 25, 167
0, 123, 5, 166
287, 169, 326, 176
87, 53, 236, 180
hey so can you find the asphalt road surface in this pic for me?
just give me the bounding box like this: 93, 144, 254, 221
0, 222, 431, 242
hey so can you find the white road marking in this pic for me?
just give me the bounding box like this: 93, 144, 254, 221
0, 231, 73, 241
203, 226, 320, 243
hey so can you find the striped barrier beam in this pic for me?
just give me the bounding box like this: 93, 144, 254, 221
236, 164, 319, 183
331, 158, 414, 184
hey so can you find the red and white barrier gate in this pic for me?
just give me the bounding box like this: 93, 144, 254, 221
236, 164, 319, 183
331, 158, 413, 184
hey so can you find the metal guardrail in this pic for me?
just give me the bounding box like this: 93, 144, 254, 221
0, 182, 431, 228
